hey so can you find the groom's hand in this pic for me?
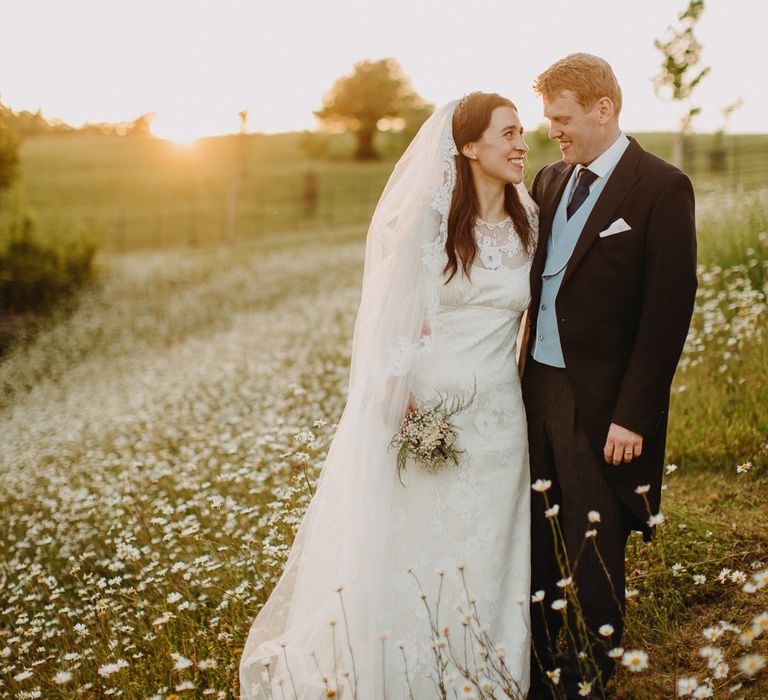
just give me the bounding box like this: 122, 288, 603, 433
604, 423, 643, 465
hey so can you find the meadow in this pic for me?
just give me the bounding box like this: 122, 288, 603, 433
0, 131, 767, 698
2, 129, 766, 251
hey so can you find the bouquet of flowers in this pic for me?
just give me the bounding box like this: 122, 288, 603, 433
390, 386, 475, 484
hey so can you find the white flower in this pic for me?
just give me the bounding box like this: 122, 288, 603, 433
172, 653, 194, 670
647, 513, 665, 527
736, 461, 752, 473
634, 484, 650, 494
153, 612, 175, 626
739, 629, 756, 646
621, 649, 649, 672
665, 464, 678, 474
546, 668, 561, 684
167, 591, 183, 604
551, 599, 567, 611
98, 659, 128, 677
532, 479, 552, 492
607, 647, 624, 659
585, 528, 597, 538
587, 510, 601, 523
557, 577, 573, 588
531, 590, 545, 603
738, 653, 765, 676
699, 646, 723, 664
175, 680, 195, 691
53, 671, 74, 685
713, 662, 729, 679
578, 680, 592, 696
752, 612, 768, 635
625, 588, 639, 598
730, 570, 747, 584
599, 624, 614, 637
753, 569, 768, 589
702, 627, 722, 641
545, 504, 560, 518
676, 677, 698, 696
693, 684, 713, 698
693, 574, 706, 585
14, 670, 33, 682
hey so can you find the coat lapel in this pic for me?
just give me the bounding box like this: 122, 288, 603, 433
533, 162, 573, 278
561, 138, 643, 288
540, 162, 573, 243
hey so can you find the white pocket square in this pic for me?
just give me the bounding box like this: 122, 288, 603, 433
598, 218, 632, 238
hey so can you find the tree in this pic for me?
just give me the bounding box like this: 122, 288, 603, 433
315, 58, 431, 160
710, 97, 744, 172
126, 112, 156, 137
0, 99, 20, 196
653, 0, 710, 168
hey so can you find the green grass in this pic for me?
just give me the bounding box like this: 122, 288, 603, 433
664, 191, 768, 471
0, 137, 766, 697
2, 132, 393, 250
617, 469, 768, 698
3, 129, 765, 252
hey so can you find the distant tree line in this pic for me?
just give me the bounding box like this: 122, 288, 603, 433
0, 98, 98, 345
0, 99, 155, 138
0, 101, 19, 193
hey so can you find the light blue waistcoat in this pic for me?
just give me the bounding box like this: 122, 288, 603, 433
531, 166, 617, 367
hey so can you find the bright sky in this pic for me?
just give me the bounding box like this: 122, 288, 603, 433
1, 0, 765, 142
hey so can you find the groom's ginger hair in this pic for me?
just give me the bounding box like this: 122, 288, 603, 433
534, 53, 622, 115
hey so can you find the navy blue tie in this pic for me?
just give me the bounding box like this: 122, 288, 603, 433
566, 168, 598, 219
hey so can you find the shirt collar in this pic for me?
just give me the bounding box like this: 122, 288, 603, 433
575, 132, 630, 180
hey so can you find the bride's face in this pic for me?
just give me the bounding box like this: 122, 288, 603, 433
465, 106, 528, 185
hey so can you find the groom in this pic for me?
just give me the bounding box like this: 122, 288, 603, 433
522, 53, 697, 697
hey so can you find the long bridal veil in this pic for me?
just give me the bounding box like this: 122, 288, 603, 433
240, 101, 535, 698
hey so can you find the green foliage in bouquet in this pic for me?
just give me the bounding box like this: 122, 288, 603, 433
390, 385, 476, 485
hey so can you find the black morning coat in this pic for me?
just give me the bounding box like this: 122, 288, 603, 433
527, 136, 698, 537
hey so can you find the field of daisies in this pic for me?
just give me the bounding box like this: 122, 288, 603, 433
1, 188, 767, 699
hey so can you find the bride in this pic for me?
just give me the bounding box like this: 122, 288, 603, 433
240, 93, 537, 699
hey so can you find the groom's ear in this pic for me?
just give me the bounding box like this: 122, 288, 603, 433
596, 97, 616, 124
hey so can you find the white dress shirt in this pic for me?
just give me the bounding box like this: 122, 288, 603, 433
567, 131, 631, 207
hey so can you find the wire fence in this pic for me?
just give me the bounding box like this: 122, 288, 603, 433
683, 138, 768, 194
91, 169, 392, 251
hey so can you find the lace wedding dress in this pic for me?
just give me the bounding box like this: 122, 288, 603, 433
240, 102, 537, 699
388, 218, 533, 696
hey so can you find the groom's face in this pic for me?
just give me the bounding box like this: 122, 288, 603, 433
542, 90, 603, 166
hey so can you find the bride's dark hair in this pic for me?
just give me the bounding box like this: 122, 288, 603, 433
445, 92, 533, 283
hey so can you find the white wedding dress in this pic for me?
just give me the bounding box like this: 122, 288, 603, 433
240, 102, 536, 699
387, 218, 532, 696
